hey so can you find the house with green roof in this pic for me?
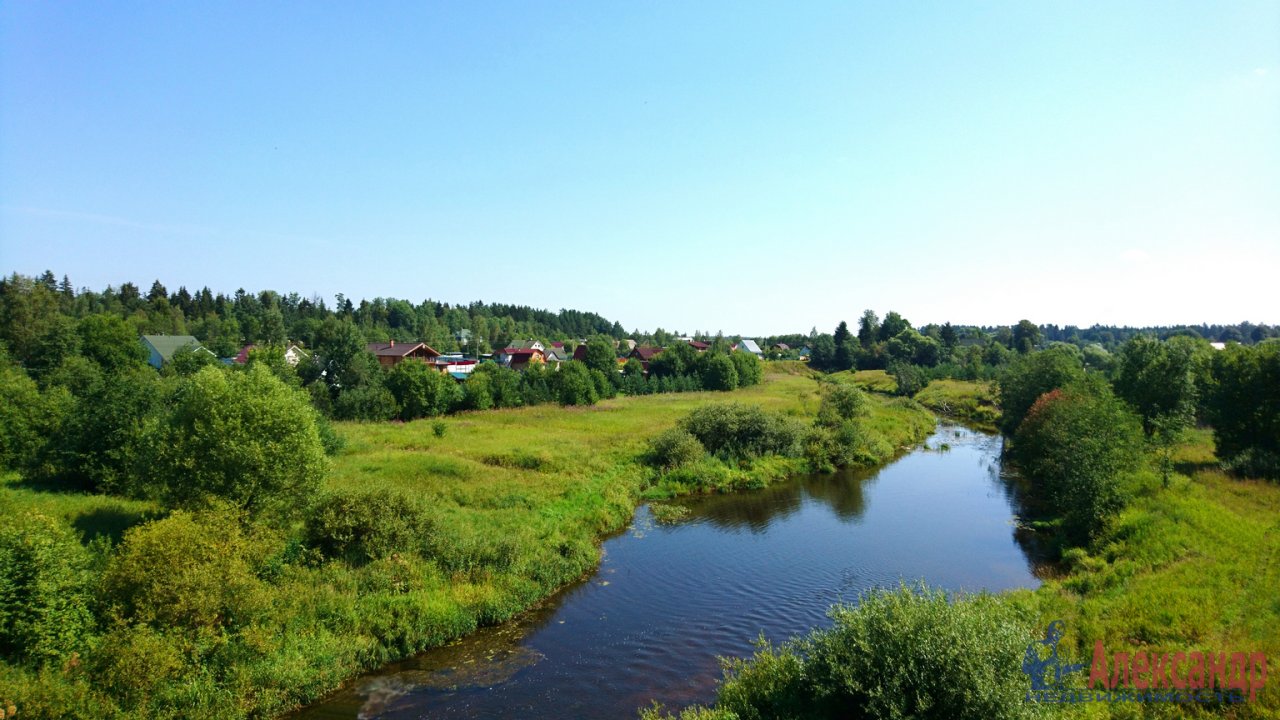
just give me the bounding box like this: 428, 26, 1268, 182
140, 334, 216, 369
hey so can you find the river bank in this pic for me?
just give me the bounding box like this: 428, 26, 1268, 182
297, 422, 1036, 719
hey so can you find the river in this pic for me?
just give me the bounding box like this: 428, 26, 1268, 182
295, 422, 1039, 720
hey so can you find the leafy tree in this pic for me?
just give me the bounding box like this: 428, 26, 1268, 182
469, 362, 523, 408
877, 311, 910, 342
649, 342, 697, 378
551, 361, 598, 406
701, 353, 740, 391
623, 357, 645, 378
582, 335, 617, 376
857, 310, 880, 349
32, 365, 164, 492
730, 351, 763, 387
386, 360, 460, 420
1113, 335, 1201, 435
939, 322, 958, 357
333, 383, 398, 421
833, 321, 856, 371
886, 329, 940, 368
1207, 342, 1280, 480
809, 334, 837, 371
0, 365, 66, 471
163, 344, 220, 377
77, 314, 147, 372
646, 428, 705, 471
1012, 319, 1041, 354
519, 362, 554, 405
1013, 378, 1143, 545
138, 365, 328, 520
680, 403, 805, 460
997, 345, 1086, 435
459, 370, 494, 411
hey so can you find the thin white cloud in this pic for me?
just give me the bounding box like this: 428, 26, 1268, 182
1, 205, 217, 237
1119, 248, 1150, 263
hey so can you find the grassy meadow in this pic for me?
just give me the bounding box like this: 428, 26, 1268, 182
1025, 426, 1280, 718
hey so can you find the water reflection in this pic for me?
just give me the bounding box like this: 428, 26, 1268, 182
296, 423, 1040, 720
685, 464, 877, 532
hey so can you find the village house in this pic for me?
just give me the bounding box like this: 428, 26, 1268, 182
231, 343, 311, 367
688, 340, 710, 352
366, 340, 441, 369
628, 345, 664, 373
734, 339, 764, 358
141, 334, 216, 369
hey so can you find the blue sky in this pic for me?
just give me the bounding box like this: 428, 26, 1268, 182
2, 2, 1276, 335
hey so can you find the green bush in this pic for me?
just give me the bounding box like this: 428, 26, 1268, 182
646, 428, 706, 471
691, 585, 1044, 720
0, 512, 94, 665
888, 361, 927, 397
679, 403, 804, 460
305, 489, 434, 565
137, 365, 328, 521
816, 383, 868, 427
1013, 378, 1143, 546
101, 509, 269, 633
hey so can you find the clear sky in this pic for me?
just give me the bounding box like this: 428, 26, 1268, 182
2, 2, 1277, 335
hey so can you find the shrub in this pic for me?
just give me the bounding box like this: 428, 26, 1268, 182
888, 361, 927, 397
0, 512, 94, 664
137, 365, 328, 521
646, 428, 706, 471
706, 585, 1043, 720
305, 489, 434, 565
816, 383, 868, 427
101, 509, 268, 633
679, 403, 804, 460
1013, 378, 1143, 546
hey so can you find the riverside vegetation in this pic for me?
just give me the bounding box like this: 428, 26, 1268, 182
0, 354, 934, 719
644, 339, 1280, 720
3, 273, 1277, 718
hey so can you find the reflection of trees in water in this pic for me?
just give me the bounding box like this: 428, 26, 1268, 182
687, 465, 881, 532
989, 445, 1057, 574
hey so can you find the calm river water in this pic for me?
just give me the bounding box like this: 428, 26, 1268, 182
296, 423, 1039, 720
